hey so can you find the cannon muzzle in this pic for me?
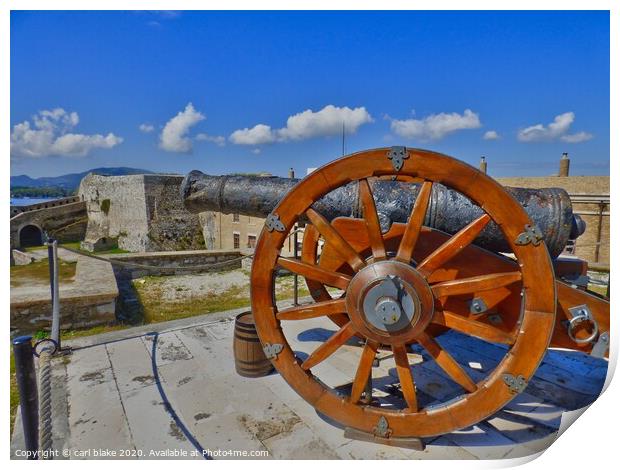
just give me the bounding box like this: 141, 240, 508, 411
181, 171, 584, 258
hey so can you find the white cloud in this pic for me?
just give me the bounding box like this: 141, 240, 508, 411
196, 133, 226, 146
229, 105, 373, 146
518, 112, 593, 143
252, 148, 261, 155
561, 131, 593, 143
230, 124, 277, 145
277, 105, 373, 141
390, 109, 481, 140
483, 130, 500, 140
139, 123, 155, 133
159, 103, 205, 153
10, 108, 123, 158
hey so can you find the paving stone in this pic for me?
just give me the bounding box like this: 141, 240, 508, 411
333, 437, 410, 459
403, 436, 478, 460
194, 413, 271, 460
120, 384, 198, 459
282, 398, 353, 449
106, 338, 156, 393
142, 332, 193, 366
442, 423, 519, 459
202, 320, 235, 340
263, 421, 340, 459
506, 401, 564, 429
500, 432, 558, 459
485, 409, 557, 445
65, 345, 133, 458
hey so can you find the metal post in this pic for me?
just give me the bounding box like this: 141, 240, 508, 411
12, 336, 39, 458
293, 227, 299, 307
594, 201, 605, 264
49, 240, 61, 350
46, 240, 55, 303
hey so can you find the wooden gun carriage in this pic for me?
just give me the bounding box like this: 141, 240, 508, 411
182, 147, 609, 444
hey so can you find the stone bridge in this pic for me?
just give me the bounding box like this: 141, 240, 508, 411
10, 197, 88, 249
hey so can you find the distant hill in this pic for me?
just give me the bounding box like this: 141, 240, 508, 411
10, 167, 154, 191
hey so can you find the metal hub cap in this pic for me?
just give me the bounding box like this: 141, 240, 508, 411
345, 260, 435, 345
362, 275, 417, 332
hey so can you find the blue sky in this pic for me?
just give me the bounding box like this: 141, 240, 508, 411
10, 10, 609, 178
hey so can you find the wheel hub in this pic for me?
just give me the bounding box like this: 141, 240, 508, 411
345, 260, 434, 344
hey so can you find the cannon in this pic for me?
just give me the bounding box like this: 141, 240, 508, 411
182, 147, 609, 443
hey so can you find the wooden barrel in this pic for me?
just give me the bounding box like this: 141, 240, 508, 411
233, 311, 274, 377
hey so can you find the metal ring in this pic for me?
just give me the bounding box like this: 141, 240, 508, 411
567, 315, 599, 344
33, 338, 59, 357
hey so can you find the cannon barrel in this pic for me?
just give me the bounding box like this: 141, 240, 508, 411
181, 171, 584, 258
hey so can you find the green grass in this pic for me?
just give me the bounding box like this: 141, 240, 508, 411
10, 258, 77, 288
133, 274, 311, 325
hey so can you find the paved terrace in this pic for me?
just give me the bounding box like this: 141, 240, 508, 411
11, 304, 608, 460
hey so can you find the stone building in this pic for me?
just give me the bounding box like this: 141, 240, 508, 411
198, 211, 298, 257
78, 173, 205, 252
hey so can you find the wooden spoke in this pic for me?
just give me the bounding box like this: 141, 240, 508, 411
358, 179, 386, 261
432, 310, 515, 345
417, 214, 492, 276
396, 181, 433, 263
350, 340, 379, 404
277, 257, 351, 290
417, 332, 477, 393
277, 298, 347, 321
431, 271, 522, 298
306, 207, 366, 271
301, 322, 356, 371
392, 345, 418, 411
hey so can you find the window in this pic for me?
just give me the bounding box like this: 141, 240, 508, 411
233, 213, 240, 222
248, 235, 257, 249
233, 233, 240, 249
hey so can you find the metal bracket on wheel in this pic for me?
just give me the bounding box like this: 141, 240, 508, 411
265, 213, 286, 232
387, 146, 409, 172
262, 343, 283, 359
515, 224, 544, 246
503, 373, 527, 394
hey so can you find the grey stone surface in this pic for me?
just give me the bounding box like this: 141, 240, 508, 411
14, 306, 606, 460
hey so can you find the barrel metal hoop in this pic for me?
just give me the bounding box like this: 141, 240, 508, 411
263, 342, 283, 359
387, 146, 409, 172
502, 373, 527, 394
265, 213, 286, 232
515, 224, 544, 246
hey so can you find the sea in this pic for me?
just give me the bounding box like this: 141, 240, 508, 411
10, 197, 60, 206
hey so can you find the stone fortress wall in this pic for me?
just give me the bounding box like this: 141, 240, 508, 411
78, 174, 204, 252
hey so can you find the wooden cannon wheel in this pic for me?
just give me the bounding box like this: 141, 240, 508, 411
250, 148, 556, 438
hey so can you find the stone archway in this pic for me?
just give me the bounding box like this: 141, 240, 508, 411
19, 224, 43, 248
